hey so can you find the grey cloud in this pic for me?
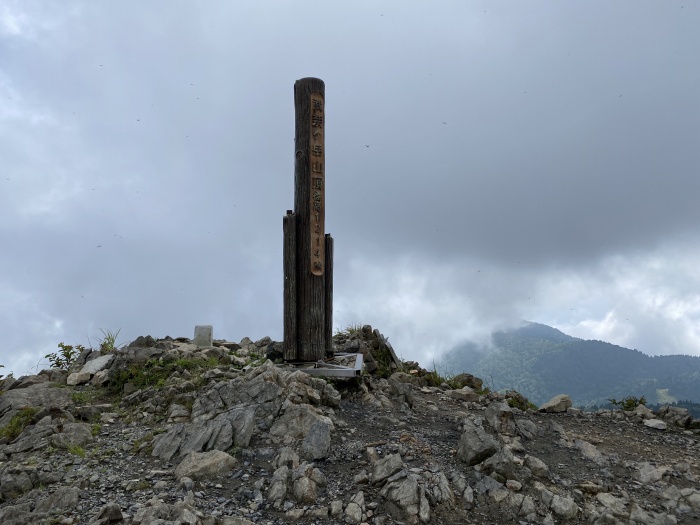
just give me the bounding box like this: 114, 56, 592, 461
1, 1, 699, 374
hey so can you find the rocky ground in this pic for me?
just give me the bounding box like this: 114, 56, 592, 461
1, 326, 700, 525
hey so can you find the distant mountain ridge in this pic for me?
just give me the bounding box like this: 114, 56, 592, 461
438, 321, 700, 407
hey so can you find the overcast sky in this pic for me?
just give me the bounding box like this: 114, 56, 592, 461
2, 1, 699, 376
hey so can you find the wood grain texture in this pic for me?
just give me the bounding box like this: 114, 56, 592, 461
283, 211, 297, 360
324, 234, 334, 356
283, 77, 333, 361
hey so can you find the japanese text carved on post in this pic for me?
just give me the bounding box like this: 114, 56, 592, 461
309, 92, 325, 276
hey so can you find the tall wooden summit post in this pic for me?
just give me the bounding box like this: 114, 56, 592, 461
283, 77, 334, 362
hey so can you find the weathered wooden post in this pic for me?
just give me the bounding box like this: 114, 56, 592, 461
283, 77, 334, 361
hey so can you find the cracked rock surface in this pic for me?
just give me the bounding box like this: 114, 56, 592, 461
1, 329, 700, 525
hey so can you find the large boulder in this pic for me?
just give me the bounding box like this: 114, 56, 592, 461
485, 402, 516, 436
657, 405, 692, 428
79, 354, 115, 375
451, 373, 483, 391
151, 407, 255, 462
299, 419, 332, 460
33, 486, 80, 514
379, 472, 430, 525
457, 419, 501, 466
0, 383, 73, 428
50, 422, 94, 449
538, 394, 572, 413
270, 404, 334, 460
153, 361, 338, 461
372, 453, 404, 484
174, 450, 236, 480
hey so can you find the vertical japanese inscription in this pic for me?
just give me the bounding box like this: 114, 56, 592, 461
309, 93, 325, 276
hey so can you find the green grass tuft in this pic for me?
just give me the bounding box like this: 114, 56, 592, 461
98, 328, 121, 354
108, 356, 221, 397
0, 407, 38, 441
67, 444, 86, 457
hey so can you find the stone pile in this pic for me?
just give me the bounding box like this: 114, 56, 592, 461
0, 332, 699, 524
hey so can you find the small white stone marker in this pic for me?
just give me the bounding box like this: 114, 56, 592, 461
194, 325, 213, 347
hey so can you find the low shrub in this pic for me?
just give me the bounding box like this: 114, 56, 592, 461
608, 396, 647, 411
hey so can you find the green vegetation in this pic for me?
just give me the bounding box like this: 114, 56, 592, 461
108, 356, 220, 397
423, 367, 456, 389
72, 391, 92, 404
97, 328, 121, 354
132, 432, 154, 453
0, 364, 7, 393
67, 444, 86, 457
502, 389, 538, 411
420, 362, 485, 391
335, 323, 363, 338
45, 342, 86, 370
128, 480, 152, 492
0, 407, 38, 441
607, 396, 647, 411
46, 328, 120, 372
439, 321, 700, 406
373, 345, 398, 379
91, 423, 102, 436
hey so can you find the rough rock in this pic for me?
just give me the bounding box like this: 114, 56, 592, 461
539, 394, 572, 413
270, 405, 333, 439
299, 419, 331, 460
457, 418, 501, 466
658, 405, 693, 428
66, 371, 92, 386
33, 486, 80, 514
380, 472, 429, 525
344, 490, 365, 524
0, 383, 73, 428
50, 422, 94, 449
174, 450, 237, 480
632, 403, 656, 419
446, 386, 480, 402
79, 353, 116, 375
636, 461, 671, 483
451, 372, 484, 391
524, 454, 550, 478
485, 401, 517, 436
0, 331, 697, 525
290, 462, 326, 504
372, 453, 404, 484
645, 418, 668, 430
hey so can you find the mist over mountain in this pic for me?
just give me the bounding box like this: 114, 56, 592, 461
438, 322, 700, 408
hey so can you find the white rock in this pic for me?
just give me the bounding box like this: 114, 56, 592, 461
174, 450, 236, 480
632, 404, 655, 419
550, 494, 578, 520
506, 479, 522, 491
344, 491, 365, 524
539, 394, 572, 413
636, 461, 671, 483
596, 492, 628, 517
574, 439, 603, 462
66, 371, 92, 386
79, 354, 115, 375
644, 419, 667, 430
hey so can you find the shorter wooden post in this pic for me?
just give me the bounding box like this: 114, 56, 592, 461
324, 234, 334, 356
283, 210, 297, 360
